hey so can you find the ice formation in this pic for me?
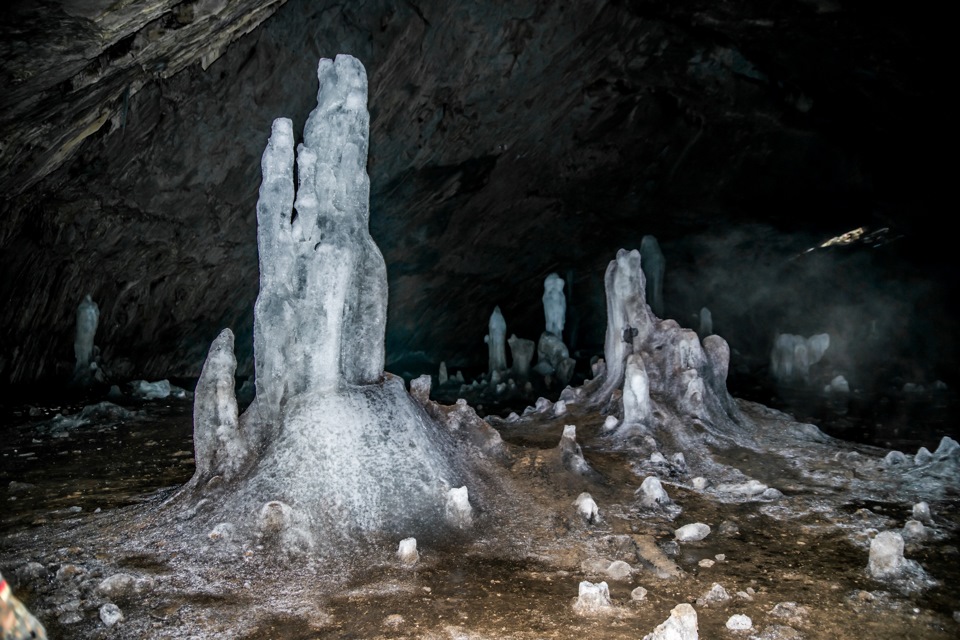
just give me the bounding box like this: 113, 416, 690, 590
640, 235, 665, 317
397, 538, 419, 566
675, 523, 711, 542
620, 353, 652, 432
535, 331, 570, 376
175, 55, 474, 551
698, 306, 712, 336
574, 492, 599, 524
507, 334, 535, 381
643, 603, 699, 640
867, 531, 905, 578
485, 306, 508, 374
444, 486, 473, 529
638, 476, 671, 508
573, 581, 613, 615
770, 332, 830, 384
725, 614, 752, 630
542, 272, 566, 337
190, 329, 248, 482
72, 294, 100, 384
439, 361, 448, 385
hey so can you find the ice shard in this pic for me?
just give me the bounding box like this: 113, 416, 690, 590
485, 306, 508, 374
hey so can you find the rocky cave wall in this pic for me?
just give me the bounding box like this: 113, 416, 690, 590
0, 0, 954, 390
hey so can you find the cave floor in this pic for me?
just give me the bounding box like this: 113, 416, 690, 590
2, 395, 959, 639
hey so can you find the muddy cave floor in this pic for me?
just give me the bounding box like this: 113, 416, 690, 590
1, 388, 959, 639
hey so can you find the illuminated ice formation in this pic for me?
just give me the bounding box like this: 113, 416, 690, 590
574, 492, 599, 524
485, 306, 508, 374
445, 486, 473, 529
640, 235, 665, 317
397, 538, 419, 566
867, 531, 905, 578
620, 353, 652, 433
180, 55, 471, 552
543, 272, 566, 337
698, 306, 712, 336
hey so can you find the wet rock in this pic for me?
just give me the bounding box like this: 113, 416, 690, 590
58, 611, 83, 625
643, 603, 699, 640
769, 602, 810, 625
99, 603, 123, 627
631, 586, 649, 601
97, 573, 154, 599
8, 481, 36, 493
16, 562, 47, 582
698, 559, 715, 568
573, 581, 614, 615
726, 613, 752, 630
56, 564, 83, 582
382, 614, 405, 628
718, 520, 740, 537
675, 523, 710, 542
715, 479, 769, 498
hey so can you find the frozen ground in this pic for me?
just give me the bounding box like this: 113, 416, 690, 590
1, 391, 958, 639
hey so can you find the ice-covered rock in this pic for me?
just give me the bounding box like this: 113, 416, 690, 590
485, 306, 508, 374
697, 583, 730, 605
507, 334, 535, 381
537, 332, 570, 374
650, 452, 667, 464
716, 480, 769, 498
638, 476, 671, 508
640, 235, 665, 317
73, 293, 100, 383
131, 379, 173, 399
692, 477, 709, 490
445, 486, 473, 529
725, 614, 752, 630
902, 520, 926, 540
99, 603, 123, 627
912, 502, 933, 524
867, 531, 905, 578
543, 272, 567, 337
397, 537, 419, 566
574, 492, 599, 524
643, 603, 698, 640
573, 581, 614, 615
675, 523, 711, 542
606, 560, 633, 581
884, 450, 908, 466
914, 447, 933, 465
698, 306, 712, 337
409, 374, 431, 405
191, 329, 248, 483
553, 399, 567, 416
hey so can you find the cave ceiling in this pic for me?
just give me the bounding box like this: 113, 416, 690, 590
0, 0, 953, 387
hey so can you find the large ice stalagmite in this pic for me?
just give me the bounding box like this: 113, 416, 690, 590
640, 235, 665, 317
542, 273, 566, 337
183, 55, 469, 552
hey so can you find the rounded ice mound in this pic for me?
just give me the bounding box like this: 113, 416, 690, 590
574, 492, 599, 524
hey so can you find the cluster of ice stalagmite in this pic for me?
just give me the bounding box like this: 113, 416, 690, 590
185, 55, 472, 551
770, 332, 830, 384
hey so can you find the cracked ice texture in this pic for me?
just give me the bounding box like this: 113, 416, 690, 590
254, 55, 386, 426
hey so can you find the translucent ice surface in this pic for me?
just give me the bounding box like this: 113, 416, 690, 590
542, 272, 566, 337
486, 306, 508, 374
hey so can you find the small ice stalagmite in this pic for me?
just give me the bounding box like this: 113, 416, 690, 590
558, 425, 596, 477
191, 328, 248, 483
507, 334, 535, 381
439, 361, 448, 385
573, 581, 613, 615
638, 476, 671, 508
643, 603, 698, 640
543, 272, 567, 337
397, 537, 419, 566
485, 306, 508, 375
867, 531, 905, 578
445, 486, 473, 529
72, 293, 100, 384
698, 306, 712, 336
640, 235, 665, 317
